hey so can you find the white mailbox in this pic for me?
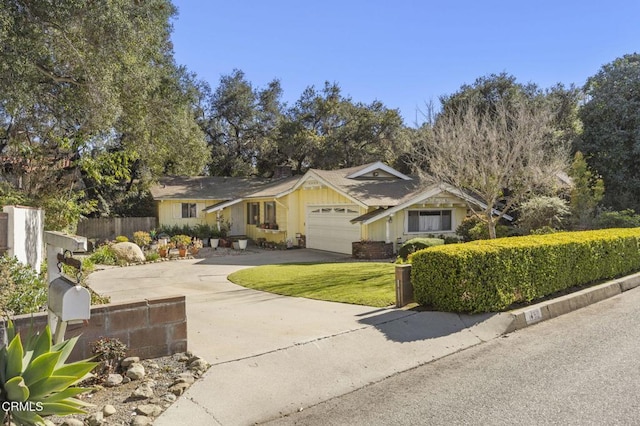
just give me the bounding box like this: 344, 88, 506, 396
48, 276, 91, 321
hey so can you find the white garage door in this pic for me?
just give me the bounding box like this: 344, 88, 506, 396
306, 205, 361, 254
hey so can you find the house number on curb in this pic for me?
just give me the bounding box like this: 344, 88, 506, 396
524, 307, 543, 325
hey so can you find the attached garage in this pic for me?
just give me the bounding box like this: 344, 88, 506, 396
306, 205, 361, 254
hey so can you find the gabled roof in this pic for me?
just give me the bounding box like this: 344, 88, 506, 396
291, 163, 423, 208
345, 161, 411, 180
150, 176, 290, 200
151, 163, 509, 222
350, 183, 513, 224
202, 198, 244, 213
245, 176, 299, 199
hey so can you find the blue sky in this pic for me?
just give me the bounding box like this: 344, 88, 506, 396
170, 1, 640, 126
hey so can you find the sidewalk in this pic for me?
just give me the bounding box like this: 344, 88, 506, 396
155, 307, 515, 426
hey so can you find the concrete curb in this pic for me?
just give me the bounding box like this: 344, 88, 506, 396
506, 272, 640, 333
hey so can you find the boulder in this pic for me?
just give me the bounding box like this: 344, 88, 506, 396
112, 242, 145, 263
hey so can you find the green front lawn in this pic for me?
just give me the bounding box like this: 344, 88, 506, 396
227, 262, 396, 307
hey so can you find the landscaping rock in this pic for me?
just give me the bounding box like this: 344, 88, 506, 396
188, 357, 210, 376
161, 393, 177, 403
43, 420, 56, 426
168, 382, 190, 396
121, 356, 140, 368
131, 415, 152, 426
131, 384, 154, 400
105, 373, 124, 387
136, 404, 162, 417
112, 242, 145, 263
127, 363, 146, 380
61, 419, 84, 426
86, 411, 104, 426
173, 372, 195, 385
103, 404, 117, 417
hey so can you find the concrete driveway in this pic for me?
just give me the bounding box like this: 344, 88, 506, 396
87, 247, 515, 425
87, 247, 395, 363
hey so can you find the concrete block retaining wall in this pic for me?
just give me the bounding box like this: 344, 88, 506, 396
352, 241, 394, 260
4, 295, 187, 362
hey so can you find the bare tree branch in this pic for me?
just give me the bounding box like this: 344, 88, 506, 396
412, 97, 569, 238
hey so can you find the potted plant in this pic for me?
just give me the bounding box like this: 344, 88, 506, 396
210, 228, 221, 249
217, 220, 232, 247
194, 223, 212, 247
149, 229, 159, 250
158, 243, 171, 258
171, 234, 192, 257
190, 238, 203, 255
133, 230, 152, 249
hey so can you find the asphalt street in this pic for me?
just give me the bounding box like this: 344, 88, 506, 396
264, 286, 640, 426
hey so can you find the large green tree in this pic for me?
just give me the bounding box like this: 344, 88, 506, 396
578, 53, 640, 211
0, 0, 209, 226
202, 69, 283, 176
275, 82, 404, 173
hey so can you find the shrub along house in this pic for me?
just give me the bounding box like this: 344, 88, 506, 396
150, 162, 497, 255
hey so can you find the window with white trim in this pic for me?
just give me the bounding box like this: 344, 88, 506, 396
181, 203, 197, 218
247, 202, 260, 225
407, 210, 452, 232
264, 201, 276, 225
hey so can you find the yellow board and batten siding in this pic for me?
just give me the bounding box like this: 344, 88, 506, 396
157, 200, 228, 228
245, 195, 291, 243
295, 185, 365, 252
362, 194, 469, 243
297, 186, 362, 225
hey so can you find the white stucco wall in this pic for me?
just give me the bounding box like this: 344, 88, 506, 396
3, 206, 44, 273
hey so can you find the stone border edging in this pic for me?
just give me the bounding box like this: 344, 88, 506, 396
506, 272, 640, 332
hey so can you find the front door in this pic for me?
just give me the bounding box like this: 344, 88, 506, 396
230, 203, 246, 236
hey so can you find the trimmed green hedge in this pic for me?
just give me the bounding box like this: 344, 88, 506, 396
410, 228, 640, 313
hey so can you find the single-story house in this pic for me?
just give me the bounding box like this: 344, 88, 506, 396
150, 162, 503, 255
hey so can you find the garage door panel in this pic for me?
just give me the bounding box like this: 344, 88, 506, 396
306, 206, 360, 254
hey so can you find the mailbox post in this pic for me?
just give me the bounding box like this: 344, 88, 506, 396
44, 232, 91, 344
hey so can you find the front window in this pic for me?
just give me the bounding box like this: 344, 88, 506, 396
181, 203, 197, 218
264, 201, 276, 225
407, 210, 452, 232
247, 202, 260, 225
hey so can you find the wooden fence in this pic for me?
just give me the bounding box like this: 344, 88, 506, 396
77, 217, 157, 241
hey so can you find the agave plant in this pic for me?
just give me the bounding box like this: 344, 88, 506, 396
0, 320, 98, 425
